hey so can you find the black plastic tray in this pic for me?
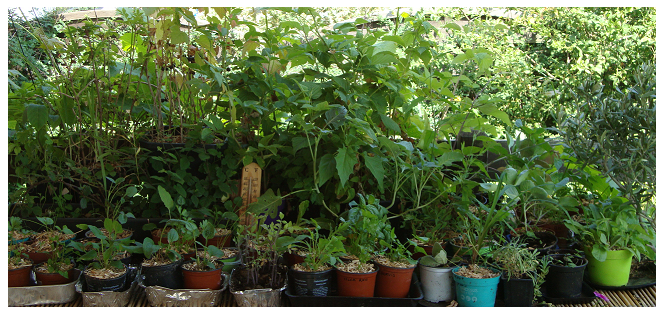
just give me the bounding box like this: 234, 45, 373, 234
286, 273, 423, 307
541, 282, 597, 305
586, 259, 656, 290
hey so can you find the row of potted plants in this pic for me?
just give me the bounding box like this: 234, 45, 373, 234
8, 178, 654, 307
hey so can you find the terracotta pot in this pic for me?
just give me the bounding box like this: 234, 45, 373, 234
34, 264, 74, 285
374, 262, 416, 298
8, 264, 33, 287
285, 252, 306, 266
151, 229, 171, 245
181, 260, 224, 290
25, 251, 52, 264
198, 233, 232, 248
335, 266, 379, 297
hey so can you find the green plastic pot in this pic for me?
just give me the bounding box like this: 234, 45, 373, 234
585, 247, 633, 287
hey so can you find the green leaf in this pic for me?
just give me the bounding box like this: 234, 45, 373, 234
478, 104, 512, 126
362, 153, 384, 192
335, 147, 356, 188
443, 22, 462, 31
380, 114, 401, 133
158, 185, 174, 211
438, 152, 464, 166
25, 104, 48, 130
318, 154, 336, 187
125, 186, 138, 197
381, 35, 405, 46
246, 189, 282, 219
169, 26, 188, 45
372, 41, 397, 55
452, 54, 468, 64
167, 228, 179, 243
89, 225, 106, 240
292, 137, 310, 154
591, 243, 608, 262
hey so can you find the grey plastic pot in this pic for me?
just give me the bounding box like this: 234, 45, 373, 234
419, 264, 455, 303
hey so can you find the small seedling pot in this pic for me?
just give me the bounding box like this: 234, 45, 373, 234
181, 260, 224, 290
289, 266, 335, 296
374, 262, 416, 298
141, 259, 183, 289
8, 262, 33, 287
84, 264, 129, 292
335, 266, 379, 297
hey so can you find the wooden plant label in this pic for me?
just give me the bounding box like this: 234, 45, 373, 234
239, 162, 262, 228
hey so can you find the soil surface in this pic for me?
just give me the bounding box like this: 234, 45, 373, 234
142, 256, 177, 267
335, 259, 376, 273
9, 230, 30, 241
8, 257, 32, 270
292, 263, 332, 272
35, 261, 75, 273
182, 260, 223, 272
22, 231, 76, 253
455, 264, 500, 279
373, 255, 416, 268
85, 265, 127, 279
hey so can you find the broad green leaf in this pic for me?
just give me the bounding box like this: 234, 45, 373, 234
25, 103, 48, 130
292, 137, 310, 154
452, 54, 468, 64
335, 147, 356, 188
478, 104, 512, 126
246, 189, 282, 219
380, 114, 401, 133
167, 228, 179, 243
438, 151, 464, 166
362, 153, 384, 192
170, 26, 188, 45
443, 22, 462, 31
381, 35, 405, 46
372, 41, 397, 55
318, 154, 336, 187
158, 185, 174, 211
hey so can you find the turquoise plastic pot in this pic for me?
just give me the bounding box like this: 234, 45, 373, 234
585, 247, 633, 287
452, 266, 501, 307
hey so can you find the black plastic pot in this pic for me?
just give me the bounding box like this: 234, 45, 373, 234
544, 255, 588, 298
141, 259, 183, 289
501, 275, 534, 307
289, 266, 335, 296
84, 265, 128, 292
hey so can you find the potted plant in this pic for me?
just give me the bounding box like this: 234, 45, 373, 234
373, 233, 418, 298
417, 242, 459, 303
543, 250, 588, 298
180, 220, 226, 290
563, 197, 654, 287
230, 213, 298, 307
450, 172, 515, 307
491, 238, 544, 307
335, 194, 390, 297
73, 218, 132, 292
289, 219, 347, 296
33, 237, 76, 286
126, 235, 184, 289
19, 217, 76, 264
197, 210, 238, 248
8, 244, 33, 287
